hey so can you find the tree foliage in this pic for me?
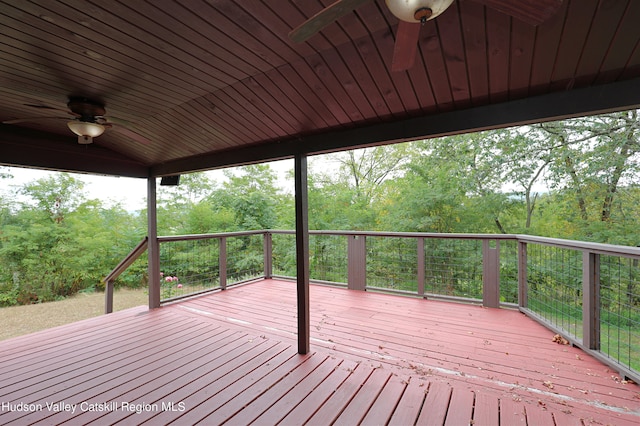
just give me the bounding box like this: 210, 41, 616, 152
1, 110, 640, 305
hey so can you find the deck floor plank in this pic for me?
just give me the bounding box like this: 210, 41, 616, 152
249, 355, 345, 425
472, 392, 499, 425
360, 375, 408, 425
279, 359, 361, 425
333, 367, 392, 425
0, 310, 191, 382
1, 279, 638, 426
388, 379, 428, 426
0, 306, 147, 360
13, 328, 241, 425
1, 321, 221, 416
186, 281, 637, 410
218, 353, 331, 425
551, 409, 586, 426
416, 381, 452, 425
55, 334, 271, 425
136, 342, 296, 425
305, 362, 375, 425
190, 353, 320, 425
499, 398, 527, 425
524, 404, 557, 426
444, 387, 475, 426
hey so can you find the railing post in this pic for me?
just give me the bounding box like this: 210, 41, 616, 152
347, 235, 367, 291
417, 237, 425, 297
582, 251, 600, 350
264, 231, 273, 279
219, 237, 227, 290
518, 241, 528, 308
482, 239, 500, 308
105, 280, 114, 314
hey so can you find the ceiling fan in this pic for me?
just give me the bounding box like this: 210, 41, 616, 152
3, 97, 151, 145
289, 0, 563, 72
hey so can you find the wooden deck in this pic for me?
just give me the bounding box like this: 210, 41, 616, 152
1, 279, 639, 425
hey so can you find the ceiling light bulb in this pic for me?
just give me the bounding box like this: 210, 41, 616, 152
67, 121, 105, 139
385, 0, 454, 23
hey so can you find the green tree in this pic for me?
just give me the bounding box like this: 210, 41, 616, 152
215, 164, 281, 230
539, 110, 640, 242
19, 173, 86, 223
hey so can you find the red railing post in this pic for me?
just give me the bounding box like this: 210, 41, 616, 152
219, 237, 227, 290
264, 231, 273, 279
105, 280, 114, 314
348, 234, 366, 291
482, 239, 500, 308
417, 237, 425, 297
518, 241, 528, 308
582, 251, 600, 350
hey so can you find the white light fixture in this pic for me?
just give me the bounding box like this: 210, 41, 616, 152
385, 0, 454, 23
67, 121, 105, 144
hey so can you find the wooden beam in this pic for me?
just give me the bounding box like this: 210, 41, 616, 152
150, 77, 640, 176
0, 124, 148, 178
294, 153, 310, 354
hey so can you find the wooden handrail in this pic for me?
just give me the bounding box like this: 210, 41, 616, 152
103, 237, 148, 314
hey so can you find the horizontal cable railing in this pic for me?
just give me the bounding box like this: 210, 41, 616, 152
105, 230, 640, 382
516, 235, 640, 382
156, 231, 266, 303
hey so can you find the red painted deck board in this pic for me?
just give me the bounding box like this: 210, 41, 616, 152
333, 367, 392, 425
305, 361, 374, 425
388, 379, 428, 426
473, 392, 499, 425
416, 382, 452, 425
1, 279, 638, 425
279, 359, 360, 424
444, 387, 474, 426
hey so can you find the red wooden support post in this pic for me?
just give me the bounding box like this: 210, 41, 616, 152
582, 251, 600, 350
295, 153, 310, 355
347, 235, 366, 291
219, 237, 227, 290
147, 176, 161, 309
264, 231, 273, 279
482, 239, 500, 308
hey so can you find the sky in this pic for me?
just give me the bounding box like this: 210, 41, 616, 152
0, 157, 338, 212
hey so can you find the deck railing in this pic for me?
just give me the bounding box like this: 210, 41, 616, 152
104, 230, 640, 382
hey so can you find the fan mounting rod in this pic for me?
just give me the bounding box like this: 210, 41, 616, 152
67, 97, 105, 122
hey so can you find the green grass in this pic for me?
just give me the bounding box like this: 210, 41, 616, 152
0, 288, 148, 341
527, 298, 640, 373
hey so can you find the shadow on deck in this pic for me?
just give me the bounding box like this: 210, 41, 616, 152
1, 279, 638, 425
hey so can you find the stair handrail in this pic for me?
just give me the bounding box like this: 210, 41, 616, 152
103, 236, 149, 314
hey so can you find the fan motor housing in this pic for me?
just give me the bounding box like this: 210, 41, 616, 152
67, 97, 106, 121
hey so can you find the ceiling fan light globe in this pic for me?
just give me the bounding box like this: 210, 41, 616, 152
385, 0, 454, 23
67, 121, 105, 138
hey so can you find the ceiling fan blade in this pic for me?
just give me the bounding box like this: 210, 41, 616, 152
470, 0, 563, 25
3, 116, 68, 124
108, 122, 152, 145
391, 21, 421, 72
289, 0, 372, 43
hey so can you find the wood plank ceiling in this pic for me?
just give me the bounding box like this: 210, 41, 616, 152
1, 0, 639, 178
